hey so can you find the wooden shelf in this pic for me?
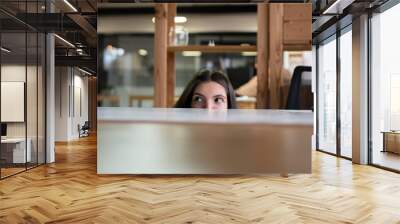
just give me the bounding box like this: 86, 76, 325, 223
168, 45, 257, 53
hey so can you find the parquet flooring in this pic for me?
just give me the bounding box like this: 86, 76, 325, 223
1, 134, 400, 223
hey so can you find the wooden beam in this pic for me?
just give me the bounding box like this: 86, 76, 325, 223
167, 3, 176, 107
154, 4, 168, 108
256, 3, 269, 109
268, 3, 284, 109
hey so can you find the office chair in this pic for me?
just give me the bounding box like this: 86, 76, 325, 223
286, 66, 312, 110
79, 121, 90, 138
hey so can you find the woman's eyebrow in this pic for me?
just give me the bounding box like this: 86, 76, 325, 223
193, 93, 206, 97
213, 94, 226, 98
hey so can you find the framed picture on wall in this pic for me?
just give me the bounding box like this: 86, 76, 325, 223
1, 81, 25, 122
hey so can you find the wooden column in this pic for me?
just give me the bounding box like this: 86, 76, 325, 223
268, 3, 284, 109
154, 4, 168, 107
166, 3, 176, 107
88, 76, 97, 132
256, 3, 269, 109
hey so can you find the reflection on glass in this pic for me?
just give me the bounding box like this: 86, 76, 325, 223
0, 0, 46, 178
340, 29, 352, 158
27, 31, 38, 169
371, 4, 400, 171
318, 37, 337, 154
38, 32, 46, 165
1, 31, 27, 177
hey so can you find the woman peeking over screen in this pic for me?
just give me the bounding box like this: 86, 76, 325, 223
175, 69, 237, 110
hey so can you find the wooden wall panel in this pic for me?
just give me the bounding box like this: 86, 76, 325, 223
283, 3, 312, 50
256, 3, 269, 109
166, 3, 176, 108
154, 4, 168, 108
88, 77, 97, 132
268, 3, 284, 109
283, 4, 311, 20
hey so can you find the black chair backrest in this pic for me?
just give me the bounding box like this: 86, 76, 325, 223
82, 121, 90, 129
286, 66, 312, 110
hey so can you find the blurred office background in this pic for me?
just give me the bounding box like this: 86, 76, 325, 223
97, 3, 312, 108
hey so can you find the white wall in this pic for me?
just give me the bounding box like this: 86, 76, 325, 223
2, 63, 46, 164
1, 65, 33, 138
55, 67, 89, 141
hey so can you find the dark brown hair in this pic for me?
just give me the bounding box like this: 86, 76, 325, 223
175, 69, 237, 109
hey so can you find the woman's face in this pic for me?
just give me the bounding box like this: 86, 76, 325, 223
191, 81, 228, 110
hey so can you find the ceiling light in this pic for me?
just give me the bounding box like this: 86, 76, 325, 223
182, 51, 201, 57
1, 47, 11, 53
152, 16, 187, 24
54, 34, 75, 48
174, 16, 187, 23
241, 52, 257, 56
63, 0, 78, 12
138, 49, 148, 56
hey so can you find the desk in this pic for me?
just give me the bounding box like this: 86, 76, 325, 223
382, 131, 400, 154
1, 138, 31, 163
98, 108, 313, 174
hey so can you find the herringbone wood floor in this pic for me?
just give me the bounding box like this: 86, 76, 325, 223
1, 135, 400, 224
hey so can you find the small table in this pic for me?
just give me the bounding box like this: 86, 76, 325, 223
381, 131, 400, 154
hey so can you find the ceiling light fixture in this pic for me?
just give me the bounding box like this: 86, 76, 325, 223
63, 0, 78, 12
241, 52, 257, 56
182, 51, 201, 57
152, 16, 187, 24
138, 49, 148, 56
1, 47, 11, 53
174, 16, 187, 23
54, 34, 75, 48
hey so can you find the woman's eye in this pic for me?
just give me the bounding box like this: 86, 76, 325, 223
214, 97, 225, 104
193, 96, 203, 103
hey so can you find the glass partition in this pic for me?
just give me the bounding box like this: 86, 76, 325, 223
370, 4, 400, 171
339, 28, 352, 158
1, 31, 28, 177
0, 1, 46, 179
317, 36, 337, 155
38, 32, 45, 165
27, 30, 38, 169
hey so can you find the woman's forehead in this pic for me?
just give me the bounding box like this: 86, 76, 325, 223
194, 81, 227, 95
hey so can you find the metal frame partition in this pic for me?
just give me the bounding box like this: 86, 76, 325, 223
0, 0, 47, 180
315, 16, 353, 161
367, 0, 400, 173
315, 0, 400, 173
